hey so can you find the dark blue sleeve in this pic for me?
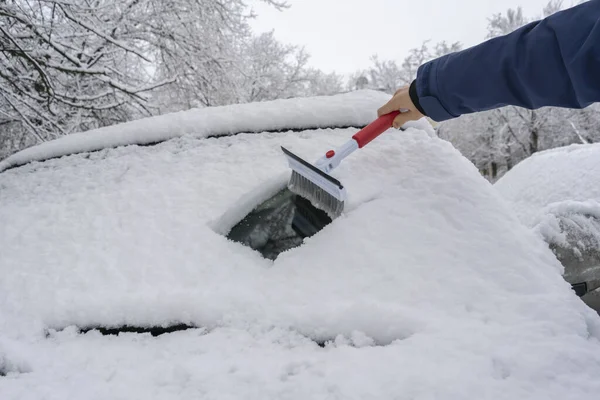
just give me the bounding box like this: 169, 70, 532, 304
416, 0, 600, 122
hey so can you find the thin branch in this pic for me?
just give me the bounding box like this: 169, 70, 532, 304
568, 120, 591, 144
0, 25, 54, 97
496, 109, 529, 154
57, 3, 151, 63
0, 8, 85, 67
0, 91, 45, 143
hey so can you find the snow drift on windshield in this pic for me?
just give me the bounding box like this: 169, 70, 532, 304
2, 121, 600, 398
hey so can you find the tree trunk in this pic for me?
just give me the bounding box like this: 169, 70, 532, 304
505, 155, 512, 171
504, 133, 513, 171
529, 110, 539, 154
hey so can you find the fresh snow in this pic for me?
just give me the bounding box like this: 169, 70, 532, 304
495, 143, 600, 277
532, 200, 600, 252
0, 90, 390, 172
495, 143, 600, 312
495, 143, 600, 227
2, 102, 600, 398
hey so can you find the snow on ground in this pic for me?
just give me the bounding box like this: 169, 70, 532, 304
2, 113, 600, 398
0, 90, 390, 172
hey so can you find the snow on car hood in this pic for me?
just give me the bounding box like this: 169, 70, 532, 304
0, 89, 391, 172
2, 124, 600, 398
495, 143, 600, 300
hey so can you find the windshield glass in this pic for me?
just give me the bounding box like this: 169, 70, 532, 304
226, 189, 332, 260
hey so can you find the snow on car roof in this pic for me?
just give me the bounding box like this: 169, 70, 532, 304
0, 90, 391, 173
495, 143, 600, 227
2, 109, 600, 398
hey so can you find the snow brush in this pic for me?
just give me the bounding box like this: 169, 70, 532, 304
281, 110, 404, 218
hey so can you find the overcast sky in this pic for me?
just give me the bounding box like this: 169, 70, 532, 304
249, 0, 560, 75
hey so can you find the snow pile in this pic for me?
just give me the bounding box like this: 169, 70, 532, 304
495, 144, 600, 284
495, 144, 600, 313
0, 90, 390, 172
495, 143, 600, 226
2, 121, 600, 398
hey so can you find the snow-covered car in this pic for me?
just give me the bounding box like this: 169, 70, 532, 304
495, 144, 600, 313
2, 91, 600, 399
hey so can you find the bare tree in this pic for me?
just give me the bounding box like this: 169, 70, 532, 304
0, 0, 176, 147
443, 1, 594, 181
350, 40, 461, 94
237, 31, 341, 103
1, 0, 344, 159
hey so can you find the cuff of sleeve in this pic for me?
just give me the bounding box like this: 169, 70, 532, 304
415, 60, 457, 122
409, 80, 427, 116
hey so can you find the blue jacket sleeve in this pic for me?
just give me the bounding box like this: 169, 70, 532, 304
416, 0, 600, 122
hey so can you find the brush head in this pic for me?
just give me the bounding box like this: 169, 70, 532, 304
282, 146, 345, 218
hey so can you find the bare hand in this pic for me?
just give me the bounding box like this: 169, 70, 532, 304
377, 85, 424, 129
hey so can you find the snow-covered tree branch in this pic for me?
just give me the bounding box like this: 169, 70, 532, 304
0, 0, 340, 159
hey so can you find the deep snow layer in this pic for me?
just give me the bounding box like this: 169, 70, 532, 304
495, 143, 600, 274
2, 126, 600, 399
495, 143, 600, 227
495, 143, 600, 310
0, 90, 390, 172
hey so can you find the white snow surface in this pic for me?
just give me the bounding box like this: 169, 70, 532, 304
0, 90, 390, 172
2, 122, 600, 398
495, 143, 600, 271
495, 143, 600, 227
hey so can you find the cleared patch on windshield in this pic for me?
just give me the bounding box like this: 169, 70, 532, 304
226, 189, 331, 260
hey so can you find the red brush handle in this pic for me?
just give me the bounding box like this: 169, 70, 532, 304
352, 111, 400, 148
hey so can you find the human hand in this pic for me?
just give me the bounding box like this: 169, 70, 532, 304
377, 85, 424, 129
